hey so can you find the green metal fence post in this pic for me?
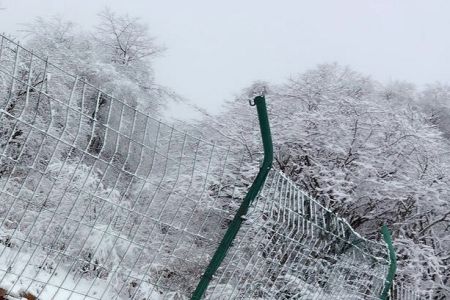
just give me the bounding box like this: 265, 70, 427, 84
380, 224, 397, 300
191, 95, 273, 300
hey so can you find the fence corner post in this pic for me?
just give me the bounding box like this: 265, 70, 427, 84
190, 95, 273, 300
380, 224, 397, 300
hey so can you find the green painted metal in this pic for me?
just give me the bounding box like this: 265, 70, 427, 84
190, 95, 273, 300
380, 224, 397, 300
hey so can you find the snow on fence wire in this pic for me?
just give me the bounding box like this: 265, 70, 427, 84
0, 34, 252, 299
0, 33, 414, 300
205, 169, 391, 299
390, 282, 431, 300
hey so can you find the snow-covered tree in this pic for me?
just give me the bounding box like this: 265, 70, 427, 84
95, 8, 162, 67
198, 63, 450, 297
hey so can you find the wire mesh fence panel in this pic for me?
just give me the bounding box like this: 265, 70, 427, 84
206, 170, 391, 299
390, 282, 433, 300
0, 35, 253, 299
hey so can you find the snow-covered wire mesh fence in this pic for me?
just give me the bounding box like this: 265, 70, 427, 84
390, 281, 433, 300
0, 34, 253, 299
0, 34, 421, 300
205, 170, 391, 299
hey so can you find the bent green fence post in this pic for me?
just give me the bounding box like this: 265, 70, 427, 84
191, 95, 273, 300
380, 224, 397, 300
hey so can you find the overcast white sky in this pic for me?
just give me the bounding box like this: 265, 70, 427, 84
1, 0, 449, 117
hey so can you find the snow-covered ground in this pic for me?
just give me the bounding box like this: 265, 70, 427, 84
0, 243, 115, 299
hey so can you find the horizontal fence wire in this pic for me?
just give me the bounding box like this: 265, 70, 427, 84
206, 170, 391, 299
0, 34, 254, 299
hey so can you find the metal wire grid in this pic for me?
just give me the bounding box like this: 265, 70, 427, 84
391, 282, 433, 300
206, 170, 391, 299
0, 34, 252, 299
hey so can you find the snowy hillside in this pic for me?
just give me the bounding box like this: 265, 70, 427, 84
0, 9, 449, 300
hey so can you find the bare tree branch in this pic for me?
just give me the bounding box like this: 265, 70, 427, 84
418, 211, 450, 237
95, 8, 164, 65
